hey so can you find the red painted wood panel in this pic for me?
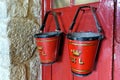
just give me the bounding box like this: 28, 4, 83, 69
41, 1, 114, 80
114, 0, 120, 80
42, 65, 52, 80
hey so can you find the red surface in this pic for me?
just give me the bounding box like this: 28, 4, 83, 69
41, 0, 114, 80
68, 39, 100, 75
114, 0, 120, 80
36, 37, 60, 64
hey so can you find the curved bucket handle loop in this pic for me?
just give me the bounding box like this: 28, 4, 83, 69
39, 11, 61, 33
69, 5, 102, 33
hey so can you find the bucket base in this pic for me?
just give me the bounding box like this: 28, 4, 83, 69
72, 71, 91, 77
41, 60, 56, 65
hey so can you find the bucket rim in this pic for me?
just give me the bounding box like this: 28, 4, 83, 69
34, 31, 62, 38
67, 32, 103, 41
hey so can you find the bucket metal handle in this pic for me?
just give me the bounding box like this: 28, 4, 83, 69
39, 11, 61, 32
69, 5, 102, 33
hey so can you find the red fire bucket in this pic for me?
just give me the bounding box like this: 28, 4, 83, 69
34, 11, 62, 64
67, 6, 104, 76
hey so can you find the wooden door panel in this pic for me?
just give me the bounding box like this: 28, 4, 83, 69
42, 1, 114, 80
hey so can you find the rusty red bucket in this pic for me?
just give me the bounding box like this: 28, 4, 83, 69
34, 11, 62, 64
67, 6, 104, 76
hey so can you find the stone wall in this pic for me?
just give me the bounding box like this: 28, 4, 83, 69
8, 0, 42, 80
0, 0, 42, 80
0, 1, 10, 80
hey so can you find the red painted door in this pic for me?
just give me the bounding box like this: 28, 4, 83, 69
114, 0, 120, 80
41, 0, 114, 80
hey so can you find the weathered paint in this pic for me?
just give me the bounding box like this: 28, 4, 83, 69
0, 1, 10, 80
114, 0, 120, 80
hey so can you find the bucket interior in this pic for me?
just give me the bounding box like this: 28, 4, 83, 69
34, 31, 62, 38
67, 32, 103, 41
